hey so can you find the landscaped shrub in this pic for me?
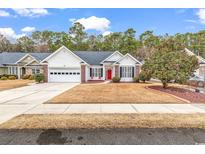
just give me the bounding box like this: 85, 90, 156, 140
139, 72, 146, 83
0, 74, 9, 78
112, 76, 120, 83
9, 74, 18, 79
0, 76, 8, 80
29, 75, 34, 80
34, 73, 44, 83
139, 71, 151, 83
133, 76, 140, 83
8, 76, 16, 80
22, 74, 31, 79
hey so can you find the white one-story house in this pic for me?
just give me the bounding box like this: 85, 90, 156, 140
0, 46, 142, 83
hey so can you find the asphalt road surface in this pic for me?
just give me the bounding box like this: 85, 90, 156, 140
1, 128, 205, 145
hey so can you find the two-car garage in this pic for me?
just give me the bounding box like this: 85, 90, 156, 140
48, 68, 81, 82
42, 46, 86, 83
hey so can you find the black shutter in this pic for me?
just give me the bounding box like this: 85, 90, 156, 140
101, 68, 103, 77
120, 67, 122, 77
132, 67, 134, 77
90, 68, 92, 77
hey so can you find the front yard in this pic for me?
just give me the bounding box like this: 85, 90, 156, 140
47, 83, 185, 104
1, 114, 205, 129
0, 80, 34, 91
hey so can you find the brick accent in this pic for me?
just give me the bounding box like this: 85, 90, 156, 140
81, 65, 86, 83
43, 64, 48, 82
115, 65, 119, 77
135, 65, 141, 77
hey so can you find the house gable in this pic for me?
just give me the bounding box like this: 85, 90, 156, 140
24, 59, 40, 66
16, 54, 37, 65
101, 51, 123, 63
43, 46, 85, 68
115, 53, 142, 66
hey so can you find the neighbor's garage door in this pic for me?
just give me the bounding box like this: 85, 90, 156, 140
48, 68, 81, 82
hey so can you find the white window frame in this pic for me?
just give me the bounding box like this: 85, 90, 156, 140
121, 66, 133, 78
91, 67, 101, 78
32, 68, 40, 74
8, 66, 18, 75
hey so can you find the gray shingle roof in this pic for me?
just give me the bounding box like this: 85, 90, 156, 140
0, 52, 51, 66
74, 51, 114, 65
0, 51, 114, 66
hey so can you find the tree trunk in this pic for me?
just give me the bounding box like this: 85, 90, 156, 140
162, 82, 168, 89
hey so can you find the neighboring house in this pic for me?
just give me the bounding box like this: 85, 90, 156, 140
185, 48, 205, 81
0, 46, 142, 83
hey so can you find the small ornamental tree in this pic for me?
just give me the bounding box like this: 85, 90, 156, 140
34, 73, 44, 83
141, 39, 199, 88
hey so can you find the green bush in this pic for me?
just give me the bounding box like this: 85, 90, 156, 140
8, 76, 16, 80
29, 75, 34, 80
0, 76, 8, 80
34, 73, 44, 83
139, 71, 151, 83
133, 76, 140, 83
22, 74, 31, 79
139, 72, 146, 82
112, 76, 120, 83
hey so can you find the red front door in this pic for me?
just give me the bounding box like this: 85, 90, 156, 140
107, 70, 112, 80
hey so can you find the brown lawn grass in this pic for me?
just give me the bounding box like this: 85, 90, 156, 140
0, 80, 34, 91
47, 83, 185, 104
1, 114, 205, 129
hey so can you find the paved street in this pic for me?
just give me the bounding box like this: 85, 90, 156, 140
0, 83, 79, 124
1, 128, 205, 145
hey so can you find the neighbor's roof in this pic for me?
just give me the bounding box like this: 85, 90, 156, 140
74, 51, 114, 65
184, 48, 205, 64
0, 52, 51, 66
0, 51, 114, 66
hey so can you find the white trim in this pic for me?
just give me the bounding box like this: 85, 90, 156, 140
15, 54, 38, 64
40, 46, 88, 65
100, 51, 123, 63
113, 53, 142, 65
23, 59, 40, 66
185, 48, 205, 63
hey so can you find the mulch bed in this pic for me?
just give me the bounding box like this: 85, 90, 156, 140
148, 86, 205, 103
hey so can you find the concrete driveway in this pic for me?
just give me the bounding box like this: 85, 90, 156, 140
0, 83, 79, 124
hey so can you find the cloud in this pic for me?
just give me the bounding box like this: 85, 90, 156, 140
185, 26, 195, 30
196, 9, 205, 24
69, 18, 76, 22
102, 31, 112, 36
13, 8, 49, 17
21, 26, 36, 33
184, 19, 197, 23
0, 10, 10, 17
0, 27, 25, 41
72, 16, 111, 32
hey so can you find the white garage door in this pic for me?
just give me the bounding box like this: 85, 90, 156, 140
48, 68, 81, 82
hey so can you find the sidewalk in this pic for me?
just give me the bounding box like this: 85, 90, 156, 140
25, 104, 205, 114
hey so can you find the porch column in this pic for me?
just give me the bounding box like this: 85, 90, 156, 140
17, 66, 21, 79
135, 65, 141, 77
115, 65, 119, 77
43, 64, 48, 82
81, 64, 86, 83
